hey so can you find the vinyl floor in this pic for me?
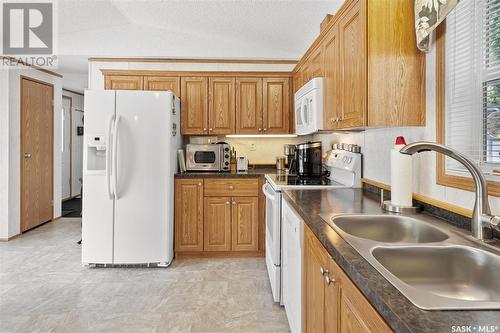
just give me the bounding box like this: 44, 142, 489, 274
0, 218, 290, 333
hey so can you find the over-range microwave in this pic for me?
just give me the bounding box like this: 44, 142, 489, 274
294, 77, 324, 135
186, 143, 230, 172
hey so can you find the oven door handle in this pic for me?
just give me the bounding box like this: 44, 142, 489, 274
262, 184, 276, 201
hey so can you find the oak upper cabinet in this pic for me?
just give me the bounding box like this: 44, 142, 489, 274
231, 197, 259, 251
303, 225, 392, 333
338, 0, 366, 128
235, 78, 263, 134
144, 76, 180, 96
263, 78, 290, 134
104, 75, 143, 90
208, 77, 235, 135
309, 47, 324, 79
204, 197, 232, 251
322, 25, 340, 130
181, 77, 208, 135
175, 179, 204, 252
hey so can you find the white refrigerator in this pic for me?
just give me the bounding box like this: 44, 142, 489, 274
82, 90, 181, 266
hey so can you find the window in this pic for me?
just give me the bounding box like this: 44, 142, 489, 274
439, 0, 500, 195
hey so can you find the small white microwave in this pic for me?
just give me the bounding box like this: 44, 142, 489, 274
294, 77, 324, 135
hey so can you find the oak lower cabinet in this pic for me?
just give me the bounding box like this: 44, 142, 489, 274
174, 179, 204, 252
204, 197, 232, 251
175, 178, 262, 257
303, 225, 392, 333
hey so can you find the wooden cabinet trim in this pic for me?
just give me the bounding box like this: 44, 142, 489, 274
101, 69, 293, 78
143, 76, 180, 96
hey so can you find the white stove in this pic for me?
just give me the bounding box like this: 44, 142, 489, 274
262, 149, 362, 306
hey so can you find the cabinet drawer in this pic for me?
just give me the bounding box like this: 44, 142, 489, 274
204, 178, 259, 197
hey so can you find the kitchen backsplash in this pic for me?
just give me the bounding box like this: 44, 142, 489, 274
188, 136, 312, 165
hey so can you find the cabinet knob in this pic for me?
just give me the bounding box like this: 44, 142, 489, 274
203, 127, 207, 131
209, 128, 213, 131
198, 182, 202, 186
325, 276, 335, 286
258, 128, 262, 131
228, 185, 234, 190
263, 128, 268, 131
232, 201, 236, 205
24, 152, 32, 159
226, 201, 230, 205
320, 267, 329, 276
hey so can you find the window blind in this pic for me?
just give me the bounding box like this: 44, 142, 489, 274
445, 0, 500, 178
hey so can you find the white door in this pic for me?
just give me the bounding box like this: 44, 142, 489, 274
61, 97, 72, 199
113, 91, 172, 264
82, 90, 116, 264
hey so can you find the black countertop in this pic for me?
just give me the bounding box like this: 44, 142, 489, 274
283, 188, 500, 333
174, 168, 277, 178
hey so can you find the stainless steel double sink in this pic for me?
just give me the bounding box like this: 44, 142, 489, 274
322, 214, 500, 310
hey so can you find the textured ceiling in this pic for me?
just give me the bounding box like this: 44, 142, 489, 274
56, 0, 344, 74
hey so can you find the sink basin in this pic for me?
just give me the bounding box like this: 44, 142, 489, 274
372, 246, 500, 309
331, 215, 449, 243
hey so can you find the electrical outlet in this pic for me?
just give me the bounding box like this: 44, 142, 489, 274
249, 143, 256, 152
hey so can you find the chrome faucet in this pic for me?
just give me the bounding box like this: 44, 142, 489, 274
399, 141, 500, 241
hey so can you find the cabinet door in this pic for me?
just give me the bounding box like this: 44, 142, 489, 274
144, 76, 180, 96
309, 47, 324, 79
181, 77, 208, 135
333, 259, 392, 333
175, 179, 204, 252
231, 197, 259, 251
204, 197, 232, 251
104, 75, 143, 90
209, 77, 235, 135
235, 78, 263, 134
304, 227, 328, 333
263, 78, 290, 134
338, 0, 366, 128
322, 25, 340, 130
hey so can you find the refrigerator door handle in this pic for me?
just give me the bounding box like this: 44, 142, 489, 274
106, 114, 115, 199
112, 115, 120, 200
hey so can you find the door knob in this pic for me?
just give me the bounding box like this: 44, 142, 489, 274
24, 153, 32, 158
325, 276, 335, 286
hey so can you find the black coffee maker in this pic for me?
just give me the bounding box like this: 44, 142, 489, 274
297, 141, 323, 177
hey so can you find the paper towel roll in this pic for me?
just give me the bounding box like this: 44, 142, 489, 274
390, 148, 413, 207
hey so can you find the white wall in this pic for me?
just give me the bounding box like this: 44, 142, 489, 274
62, 90, 84, 197
0, 69, 10, 238
314, 36, 500, 215
0, 67, 63, 239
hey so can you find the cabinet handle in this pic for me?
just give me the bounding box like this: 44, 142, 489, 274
325, 276, 336, 286
320, 267, 329, 276
232, 201, 236, 205
203, 127, 207, 131
228, 185, 234, 190
209, 128, 213, 131
226, 201, 230, 205
263, 128, 268, 131
198, 182, 202, 186
258, 128, 262, 131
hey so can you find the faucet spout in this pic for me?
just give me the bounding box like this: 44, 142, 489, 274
400, 141, 495, 240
